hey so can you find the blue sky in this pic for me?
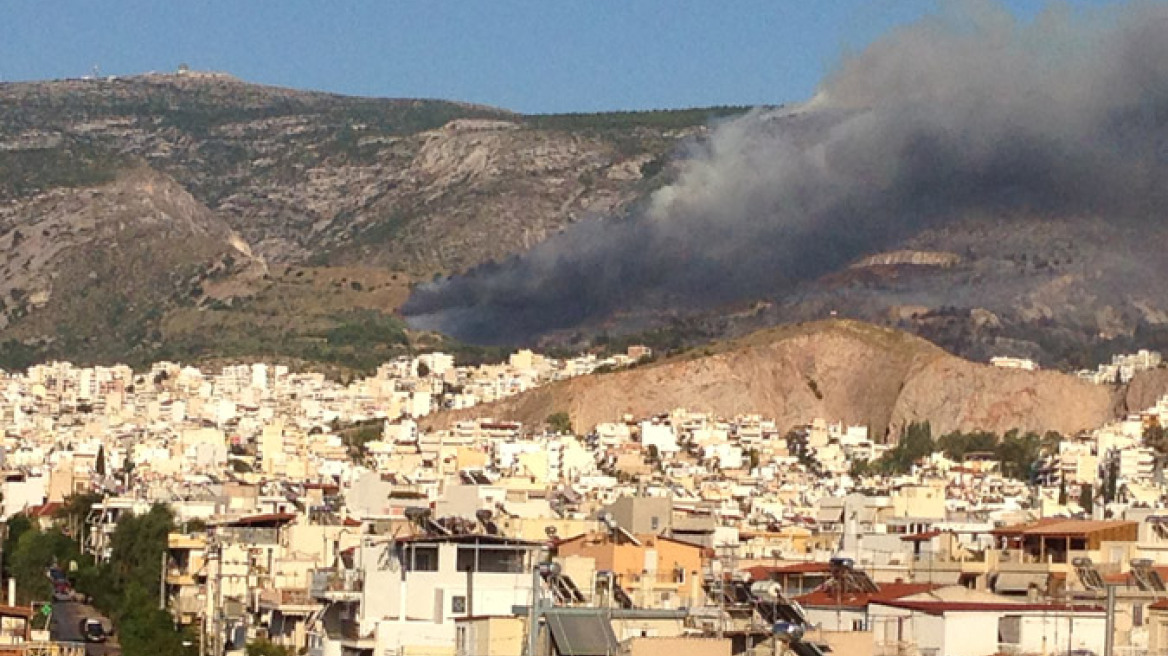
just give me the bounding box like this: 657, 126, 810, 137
0, 0, 1130, 113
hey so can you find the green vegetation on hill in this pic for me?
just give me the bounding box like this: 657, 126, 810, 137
157, 308, 412, 374
0, 137, 127, 198
333, 418, 386, 462
525, 106, 753, 131
594, 317, 716, 359
855, 422, 1060, 482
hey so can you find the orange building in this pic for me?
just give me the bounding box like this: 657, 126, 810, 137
555, 530, 709, 609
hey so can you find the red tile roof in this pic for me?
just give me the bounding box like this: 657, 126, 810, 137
875, 599, 1104, 616
24, 502, 62, 518
746, 563, 831, 580
990, 517, 1065, 537
796, 582, 939, 608
992, 518, 1137, 538
1021, 520, 1137, 537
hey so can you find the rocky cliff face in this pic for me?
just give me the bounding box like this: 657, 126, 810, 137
425, 320, 1118, 438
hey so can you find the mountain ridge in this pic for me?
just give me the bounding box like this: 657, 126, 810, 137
0, 72, 745, 369
3, 72, 1167, 376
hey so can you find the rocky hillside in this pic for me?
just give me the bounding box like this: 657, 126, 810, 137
3, 72, 1166, 374
0, 167, 256, 363
426, 320, 1119, 438
603, 213, 1168, 374
0, 72, 743, 368
0, 72, 735, 273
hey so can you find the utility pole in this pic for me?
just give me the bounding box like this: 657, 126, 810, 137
1104, 585, 1116, 656
717, 561, 725, 641
205, 541, 223, 656
526, 563, 540, 656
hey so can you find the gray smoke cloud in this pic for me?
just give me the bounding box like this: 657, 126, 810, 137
404, 1, 1168, 344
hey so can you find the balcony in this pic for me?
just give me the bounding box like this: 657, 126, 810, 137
167, 567, 198, 586
310, 569, 364, 601
217, 526, 280, 545
258, 588, 319, 613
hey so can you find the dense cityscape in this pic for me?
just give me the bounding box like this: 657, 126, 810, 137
0, 345, 1167, 656
7, 2, 1168, 656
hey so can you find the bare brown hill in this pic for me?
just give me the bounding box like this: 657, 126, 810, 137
425, 320, 1118, 439
1125, 368, 1168, 414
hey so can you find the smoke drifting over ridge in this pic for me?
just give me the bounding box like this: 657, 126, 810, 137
404, 2, 1168, 344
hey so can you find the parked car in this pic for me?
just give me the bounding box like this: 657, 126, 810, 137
51, 580, 74, 602
80, 618, 106, 643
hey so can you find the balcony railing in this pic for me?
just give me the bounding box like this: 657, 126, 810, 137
310, 569, 364, 599
259, 588, 314, 607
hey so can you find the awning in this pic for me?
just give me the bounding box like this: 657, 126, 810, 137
544, 609, 620, 656
993, 571, 1047, 593
816, 507, 843, 523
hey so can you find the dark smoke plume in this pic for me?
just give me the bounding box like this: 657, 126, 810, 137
404, 1, 1168, 343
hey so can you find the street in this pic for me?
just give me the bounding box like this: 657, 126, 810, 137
50, 600, 121, 656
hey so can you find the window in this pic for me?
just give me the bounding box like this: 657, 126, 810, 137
452, 596, 467, 614
407, 546, 439, 572
650, 516, 660, 530
457, 547, 525, 573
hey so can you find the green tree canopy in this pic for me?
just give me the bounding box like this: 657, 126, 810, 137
246, 638, 295, 656
7, 527, 83, 604
872, 422, 935, 474
546, 412, 572, 435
